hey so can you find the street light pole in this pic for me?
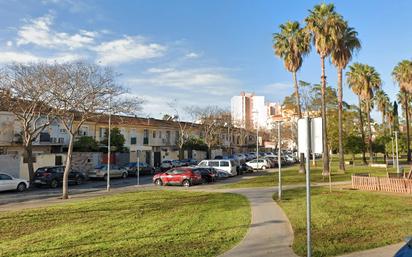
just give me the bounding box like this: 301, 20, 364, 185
305, 116, 312, 257
107, 94, 111, 192
278, 121, 282, 200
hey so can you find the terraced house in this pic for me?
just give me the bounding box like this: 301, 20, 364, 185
0, 110, 258, 179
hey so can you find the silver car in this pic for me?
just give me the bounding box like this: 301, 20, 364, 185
88, 164, 128, 180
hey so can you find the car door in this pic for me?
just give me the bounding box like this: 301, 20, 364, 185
162, 169, 175, 184
170, 169, 185, 184
111, 165, 120, 177
0, 174, 15, 191
219, 160, 230, 174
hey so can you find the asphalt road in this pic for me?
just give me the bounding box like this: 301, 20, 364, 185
0, 175, 154, 205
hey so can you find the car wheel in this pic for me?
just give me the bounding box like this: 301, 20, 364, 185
122, 172, 127, 179
182, 179, 191, 187
155, 179, 163, 186
75, 177, 83, 185
50, 179, 58, 188
261, 166, 267, 170
103, 174, 108, 181
16, 182, 27, 192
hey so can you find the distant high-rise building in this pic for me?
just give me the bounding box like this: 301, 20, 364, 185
231, 92, 269, 129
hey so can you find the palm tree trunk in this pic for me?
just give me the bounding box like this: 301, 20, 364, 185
293, 71, 306, 173
405, 94, 411, 163
337, 68, 345, 171
358, 96, 367, 165
320, 56, 329, 175
382, 110, 387, 163
366, 101, 373, 164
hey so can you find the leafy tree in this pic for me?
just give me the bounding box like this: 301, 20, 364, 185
183, 136, 208, 151
331, 24, 361, 171
74, 136, 99, 152
344, 135, 363, 164
305, 3, 346, 175
102, 128, 126, 152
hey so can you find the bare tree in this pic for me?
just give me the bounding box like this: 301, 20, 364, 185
0, 63, 56, 183
166, 101, 194, 160
188, 105, 225, 158
47, 62, 140, 199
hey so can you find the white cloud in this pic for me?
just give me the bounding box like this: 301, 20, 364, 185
0, 51, 81, 64
16, 14, 96, 49
6, 41, 13, 47
94, 36, 166, 65
185, 52, 199, 59
129, 68, 238, 94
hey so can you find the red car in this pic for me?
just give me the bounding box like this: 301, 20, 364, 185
153, 167, 202, 187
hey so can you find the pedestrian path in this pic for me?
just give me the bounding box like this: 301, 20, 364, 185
217, 187, 298, 257
337, 243, 403, 257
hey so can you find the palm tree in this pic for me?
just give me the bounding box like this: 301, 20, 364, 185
305, 3, 346, 175
392, 60, 412, 162
331, 24, 361, 171
346, 63, 382, 164
397, 91, 410, 162
374, 89, 390, 135
273, 21, 310, 173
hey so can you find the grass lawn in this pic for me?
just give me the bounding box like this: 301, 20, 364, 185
275, 187, 412, 257
0, 190, 250, 257
222, 158, 399, 189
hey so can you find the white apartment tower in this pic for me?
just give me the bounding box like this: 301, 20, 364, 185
231, 92, 268, 129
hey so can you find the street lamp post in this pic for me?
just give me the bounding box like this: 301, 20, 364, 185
137, 150, 140, 186
253, 110, 259, 165
107, 95, 111, 192
277, 121, 282, 200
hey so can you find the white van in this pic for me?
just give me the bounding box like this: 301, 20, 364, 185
197, 160, 238, 176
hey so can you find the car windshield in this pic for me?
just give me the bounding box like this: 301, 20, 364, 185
96, 165, 107, 169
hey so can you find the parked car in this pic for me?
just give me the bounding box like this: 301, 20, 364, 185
126, 162, 155, 176
160, 160, 174, 172
215, 169, 230, 179
192, 167, 217, 183
239, 163, 253, 174
263, 157, 276, 168
184, 159, 198, 166
171, 160, 183, 167
88, 164, 128, 180
34, 166, 86, 188
153, 167, 203, 187
0, 173, 29, 192
246, 159, 270, 170
394, 237, 412, 257
197, 159, 238, 176
214, 155, 224, 160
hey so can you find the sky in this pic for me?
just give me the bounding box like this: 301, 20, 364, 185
0, 0, 411, 122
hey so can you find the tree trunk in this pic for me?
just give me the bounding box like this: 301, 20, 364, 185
358, 96, 367, 165
24, 141, 35, 184
178, 147, 184, 160
337, 68, 345, 171
366, 101, 373, 164
293, 71, 306, 174
62, 133, 74, 199
405, 94, 411, 163
320, 56, 330, 175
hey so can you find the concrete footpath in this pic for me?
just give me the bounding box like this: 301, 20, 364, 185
337, 243, 404, 257
218, 187, 298, 257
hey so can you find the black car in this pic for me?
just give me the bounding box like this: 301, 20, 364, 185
239, 163, 253, 174
193, 167, 217, 183
33, 166, 86, 188
126, 162, 155, 176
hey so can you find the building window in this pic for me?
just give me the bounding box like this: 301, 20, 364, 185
159, 131, 162, 138
153, 130, 156, 138
144, 129, 149, 145
131, 137, 137, 145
